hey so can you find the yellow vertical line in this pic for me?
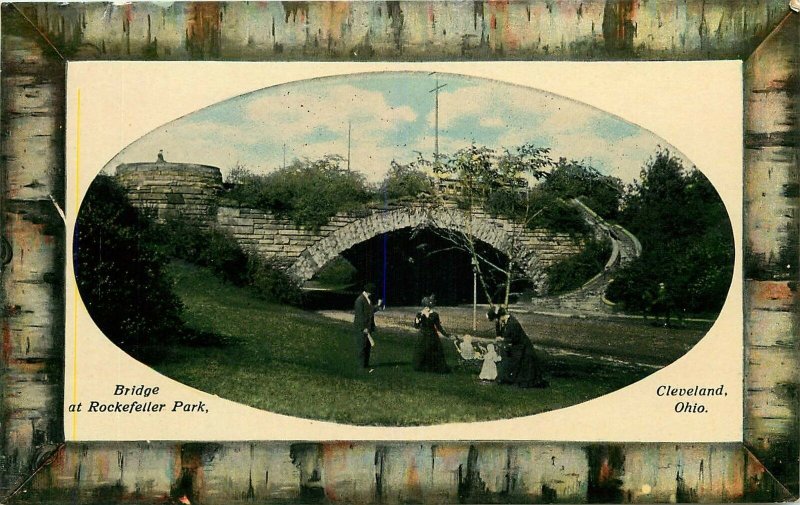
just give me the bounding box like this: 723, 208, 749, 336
72, 88, 81, 440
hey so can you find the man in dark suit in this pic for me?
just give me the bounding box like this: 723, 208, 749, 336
353, 283, 379, 371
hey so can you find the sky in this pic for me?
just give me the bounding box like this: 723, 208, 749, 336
106, 72, 685, 184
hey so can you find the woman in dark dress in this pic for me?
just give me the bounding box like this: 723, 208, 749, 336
488, 307, 547, 388
413, 296, 451, 373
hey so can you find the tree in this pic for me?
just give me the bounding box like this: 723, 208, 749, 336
413, 143, 554, 308
607, 149, 734, 315
541, 158, 624, 220
73, 175, 185, 357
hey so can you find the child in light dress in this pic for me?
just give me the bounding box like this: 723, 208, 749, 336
479, 343, 502, 381
457, 335, 478, 360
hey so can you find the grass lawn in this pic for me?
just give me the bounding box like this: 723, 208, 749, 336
149, 261, 654, 426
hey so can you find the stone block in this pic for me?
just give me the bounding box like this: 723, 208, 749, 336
259, 245, 284, 255
290, 238, 316, 247
230, 217, 254, 227
145, 179, 174, 186
231, 225, 254, 234
283, 245, 306, 256
217, 206, 240, 217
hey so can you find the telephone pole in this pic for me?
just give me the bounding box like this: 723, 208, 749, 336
429, 73, 447, 161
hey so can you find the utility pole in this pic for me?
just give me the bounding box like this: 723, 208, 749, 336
429, 73, 447, 161
283, 143, 286, 170
472, 257, 478, 331
347, 120, 352, 171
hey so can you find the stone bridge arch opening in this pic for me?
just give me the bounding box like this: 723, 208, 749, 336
308, 226, 530, 308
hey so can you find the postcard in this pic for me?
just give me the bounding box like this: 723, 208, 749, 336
64, 60, 742, 442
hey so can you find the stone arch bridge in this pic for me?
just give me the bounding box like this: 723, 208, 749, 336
216, 204, 583, 287
115, 160, 620, 290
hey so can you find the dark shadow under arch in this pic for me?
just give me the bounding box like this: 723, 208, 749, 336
316, 227, 528, 307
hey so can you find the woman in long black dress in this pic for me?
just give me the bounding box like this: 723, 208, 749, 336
488, 307, 547, 388
413, 296, 451, 373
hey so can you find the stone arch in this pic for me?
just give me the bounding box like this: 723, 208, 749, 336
289, 206, 549, 285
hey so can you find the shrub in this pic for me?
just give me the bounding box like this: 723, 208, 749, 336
248, 256, 302, 305
604, 261, 653, 313
154, 216, 301, 304
73, 176, 184, 356
485, 188, 589, 235
380, 162, 433, 201
546, 238, 612, 294
225, 157, 375, 231
154, 217, 249, 285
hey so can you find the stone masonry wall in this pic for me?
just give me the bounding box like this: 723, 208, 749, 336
116, 161, 223, 224
215, 204, 583, 285
215, 206, 360, 264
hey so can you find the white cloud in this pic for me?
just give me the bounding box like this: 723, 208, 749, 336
105, 77, 696, 187
107, 83, 419, 181
244, 84, 416, 141
428, 84, 557, 130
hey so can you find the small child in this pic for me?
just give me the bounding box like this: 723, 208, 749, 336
479, 343, 501, 381
458, 335, 478, 360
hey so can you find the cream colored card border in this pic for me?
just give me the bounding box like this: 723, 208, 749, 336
65, 61, 743, 442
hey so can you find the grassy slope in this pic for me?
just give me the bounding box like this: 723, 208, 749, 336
150, 262, 649, 426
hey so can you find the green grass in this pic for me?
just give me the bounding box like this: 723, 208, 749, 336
150, 261, 649, 426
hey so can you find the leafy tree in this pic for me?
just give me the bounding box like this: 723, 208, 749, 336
73, 175, 184, 357
607, 149, 734, 315
413, 143, 556, 307
485, 188, 589, 235
541, 158, 625, 219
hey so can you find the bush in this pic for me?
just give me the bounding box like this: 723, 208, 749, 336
546, 238, 612, 294
154, 216, 302, 304
154, 217, 249, 285
485, 188, 589, 235
225, 157, 375, 231
73, 176, 185, 356
380, 162, 433, 201
541, 159, 624, 220
604, 260, 653, 313
248, 256, 302, 305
